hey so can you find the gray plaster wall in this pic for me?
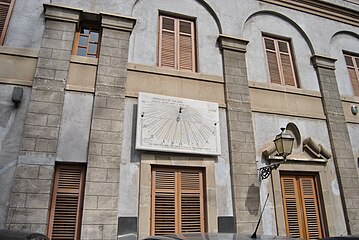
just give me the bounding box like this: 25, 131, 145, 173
5, 0, 359, 71
118, 98, 233, 218
56, 91, 93, 163
129, 0, 222, 76
5, 0, 49, 49
330, 33, 359, 97
252, 112, 347, 235
118, 97, 140, 217
0, 85, 31, 228
243, 12, 318, 91
347, 123, 359, 176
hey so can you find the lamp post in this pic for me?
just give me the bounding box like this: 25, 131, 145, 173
259, 128, 294, 180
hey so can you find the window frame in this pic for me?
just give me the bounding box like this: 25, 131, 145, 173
0, 0, 16, 45
150, 166, 206, 235
72, 23, 101, 58
343, 51, 359, 97
158, 13, 197, 72
263, 35, 298, 87
47, 163, 86, 240
280, 172, 326, 239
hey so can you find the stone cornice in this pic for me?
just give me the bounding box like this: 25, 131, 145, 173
311, 55, 337, 70
259, 0, 359, 27
100, 13, 136, 32
43, 4, 81, 23
218, 34, 249, 52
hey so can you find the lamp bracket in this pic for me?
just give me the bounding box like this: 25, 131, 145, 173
259, 159, 286, 180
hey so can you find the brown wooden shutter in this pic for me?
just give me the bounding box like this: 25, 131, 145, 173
151, 167, 205, 236
0, 0, 15, 45
178, 20, 195, 71
159, 15, 196, 72
281, 176, 302, 238
299, 177, 323, 239
344, 54, 359, 97
264, 36, 297, 87
151, 169, 176, 235
265, 38, 282, 85
278, 40, 296, 86
180, 170, 204, 233
281, 174, 324, 239
48, 164, 86, 240
159, 16, 176, 68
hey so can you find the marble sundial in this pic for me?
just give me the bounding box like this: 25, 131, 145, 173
135, 92, 221, 155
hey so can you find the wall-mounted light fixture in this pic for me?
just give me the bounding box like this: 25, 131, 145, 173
351, 105, 358, 115
259, 128, 294, 180
12, 87, 23, 108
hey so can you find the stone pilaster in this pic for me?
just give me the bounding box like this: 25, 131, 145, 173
81, 14, 136, 240
218, 35, 260, 233
312, 55, 359, 234
6, 4, 80, 233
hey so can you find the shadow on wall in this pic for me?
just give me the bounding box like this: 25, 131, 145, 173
245, 184, 260, 216
0, 106, 16, 152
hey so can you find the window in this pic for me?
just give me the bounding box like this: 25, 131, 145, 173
263, 36, 297, 86
158, 15, 196, 71
48, 164, 86, 240
281, 174, 325, 239
0, 0, 15, 45
344, 53, 359, 97
151, 166, 206, 235
73, 24, 100, 58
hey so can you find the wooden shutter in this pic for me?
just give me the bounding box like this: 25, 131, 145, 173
281, 174, 323, 239
344, 54, 359, 97
159, 15, 196, 71
178, 20, 195, 71
264, 36, 297, 87
0, 0, 15, 45
151, 167, 205, 235
180, 170, 204, 233
299, 177, 323, 239
159, 16, 176, 68
281, 176, 303, 238
152, 169, 176, 235
48, 164, 86, 240
265, 38, 282, 85
278, 40, 296, 86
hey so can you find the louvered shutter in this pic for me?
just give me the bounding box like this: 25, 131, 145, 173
48, 164, 86, 240
281, 176, 302, 238
178, 20, 195, 71
159, 15, 196, 72
0, 0, 14, 45
159, 16, 176, 68
281, 175, 324, 239
278, 40, 296, 86
265, 38, 282, 85
151, 169, 176, 235
151, 167, 205, 236
264, 37, 297, 87
180, 170, 204, 233
300, 177, 323, 239
344, 54, 359, 97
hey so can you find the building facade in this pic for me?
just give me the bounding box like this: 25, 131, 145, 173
0, 0, 358, 239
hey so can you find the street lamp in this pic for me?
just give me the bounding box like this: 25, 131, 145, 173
259, 128, 294, 180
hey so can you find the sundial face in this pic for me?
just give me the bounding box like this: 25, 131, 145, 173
135, 92, 221, 155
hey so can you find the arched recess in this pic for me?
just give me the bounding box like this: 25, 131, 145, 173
132, 0, 222, 34
129, 0, 223, 75
330, 31, 359, 97
242, 10, 318, 91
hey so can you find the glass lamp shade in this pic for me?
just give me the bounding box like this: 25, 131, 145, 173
273, 129, 294, 158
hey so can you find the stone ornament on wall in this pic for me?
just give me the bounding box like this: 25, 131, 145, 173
135, 92, 221, 155
262, 123, 331, 162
